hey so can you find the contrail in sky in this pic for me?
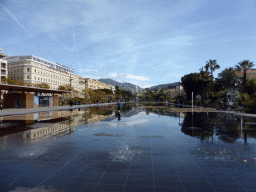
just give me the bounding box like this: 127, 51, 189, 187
0, 4, 28, 33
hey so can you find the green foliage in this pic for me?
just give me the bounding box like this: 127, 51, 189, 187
246, 79, 256, 96
217, 67, 238, 91
98, 89, 113, 94
35, 83, 50, 89
181, 73, 203, 101
242, 100, 256, 113
235, 60, 254, 72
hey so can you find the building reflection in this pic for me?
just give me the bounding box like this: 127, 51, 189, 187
0, 105, 128, 142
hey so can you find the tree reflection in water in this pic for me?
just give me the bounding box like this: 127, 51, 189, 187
144, 106, 256, 144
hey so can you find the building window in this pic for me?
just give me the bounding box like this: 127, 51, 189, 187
35, 76, 36, 80
44, 78, 45, 81
14, 76, 16, 80
27, 68, 30, 72
35, 69, 36, 72
41, 78, 42, 81
27, 75, 31, 79
10, 77, 12, 80
20, 76, 22, 79
41, 71, 42, 74
14, 69, 16, 73
20, 68, 22, 72
17, 76, 19, 80
38, 77, 40, 80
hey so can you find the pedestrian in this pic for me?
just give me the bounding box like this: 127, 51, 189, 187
0, 103, 2, 110
117, 102, 121, 110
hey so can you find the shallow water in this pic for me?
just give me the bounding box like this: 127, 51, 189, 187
1, 104, 256, 191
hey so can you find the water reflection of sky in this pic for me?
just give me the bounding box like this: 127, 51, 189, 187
1, 105, 256, 164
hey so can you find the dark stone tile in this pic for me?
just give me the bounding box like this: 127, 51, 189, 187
154, 180, 182, 187
238, 179, 256, 190
128, 174, 153, 180
154, 186, 184, 192
203, 172, 230, 178
129, 169, 152, 175
101, 173, 128, 180
105, 168, 129, 174
154, 175, 180, 182
154, 165, 176, 172
99, 178, 126, 185
210, 182, 244, 190
180, 175, 208, 183
182, 181, 213, 189
76, 171, 103, 178
207, 176, 235, 183
83, 167, 105, 172
67, 182, 96, 191
73, 176, 101, 183
124, 185, 154, 192
126, 179, 153, 186
29, 167, 59, 176
229, 172, 256, 178
178, 171, 204, 177
183, 188, 216, 192
8, 175, 47, 189
95, 184, 124, 191
53, 168, 81, 177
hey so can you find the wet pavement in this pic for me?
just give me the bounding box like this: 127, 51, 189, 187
1, 104, 256, 191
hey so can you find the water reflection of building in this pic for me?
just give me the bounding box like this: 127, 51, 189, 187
8, 121, 71, 140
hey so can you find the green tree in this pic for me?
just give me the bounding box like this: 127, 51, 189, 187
181, 73, 202, 101
35, 83, 50, 89
216, 67, 238, 106
235, 60, 254, 93
205, 59, 220, 105
199, 68, 211, 104
246, 79, 256, 96
115, 86, 122, 95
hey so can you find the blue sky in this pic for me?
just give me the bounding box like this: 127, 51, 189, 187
1, 0, 256, 88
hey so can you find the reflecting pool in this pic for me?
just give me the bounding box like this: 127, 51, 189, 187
1, 104, 256, 192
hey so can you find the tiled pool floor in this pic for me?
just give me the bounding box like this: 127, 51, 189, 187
1, 106, 256, 192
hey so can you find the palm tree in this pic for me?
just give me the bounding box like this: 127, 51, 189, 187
199, 67, 211, 106
235, 60, 254, 93
205, 60, 220, 105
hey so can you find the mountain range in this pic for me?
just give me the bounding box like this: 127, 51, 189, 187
148, 82, 180, 91
98, 78, 180, 93
98, 78, 144, 93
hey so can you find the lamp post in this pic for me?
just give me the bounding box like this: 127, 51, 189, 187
69, 74, 73, 106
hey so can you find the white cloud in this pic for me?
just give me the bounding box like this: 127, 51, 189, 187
126, 74, 149, 81
108, 72, 149, 81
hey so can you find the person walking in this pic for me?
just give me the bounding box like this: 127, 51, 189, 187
117, 102, 121, 110
0, 103, 2, 110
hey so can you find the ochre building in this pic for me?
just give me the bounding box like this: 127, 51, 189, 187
7, 55, 79, 91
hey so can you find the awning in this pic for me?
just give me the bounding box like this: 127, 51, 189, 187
0, 84, 71, 94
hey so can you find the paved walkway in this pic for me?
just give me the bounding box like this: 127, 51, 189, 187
0, 102, 122, 117
171, 103, 256, 118
1, 102, 256, 119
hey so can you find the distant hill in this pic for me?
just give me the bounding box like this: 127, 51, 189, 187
148, 82, 180, 91
98, 78, 144, 93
